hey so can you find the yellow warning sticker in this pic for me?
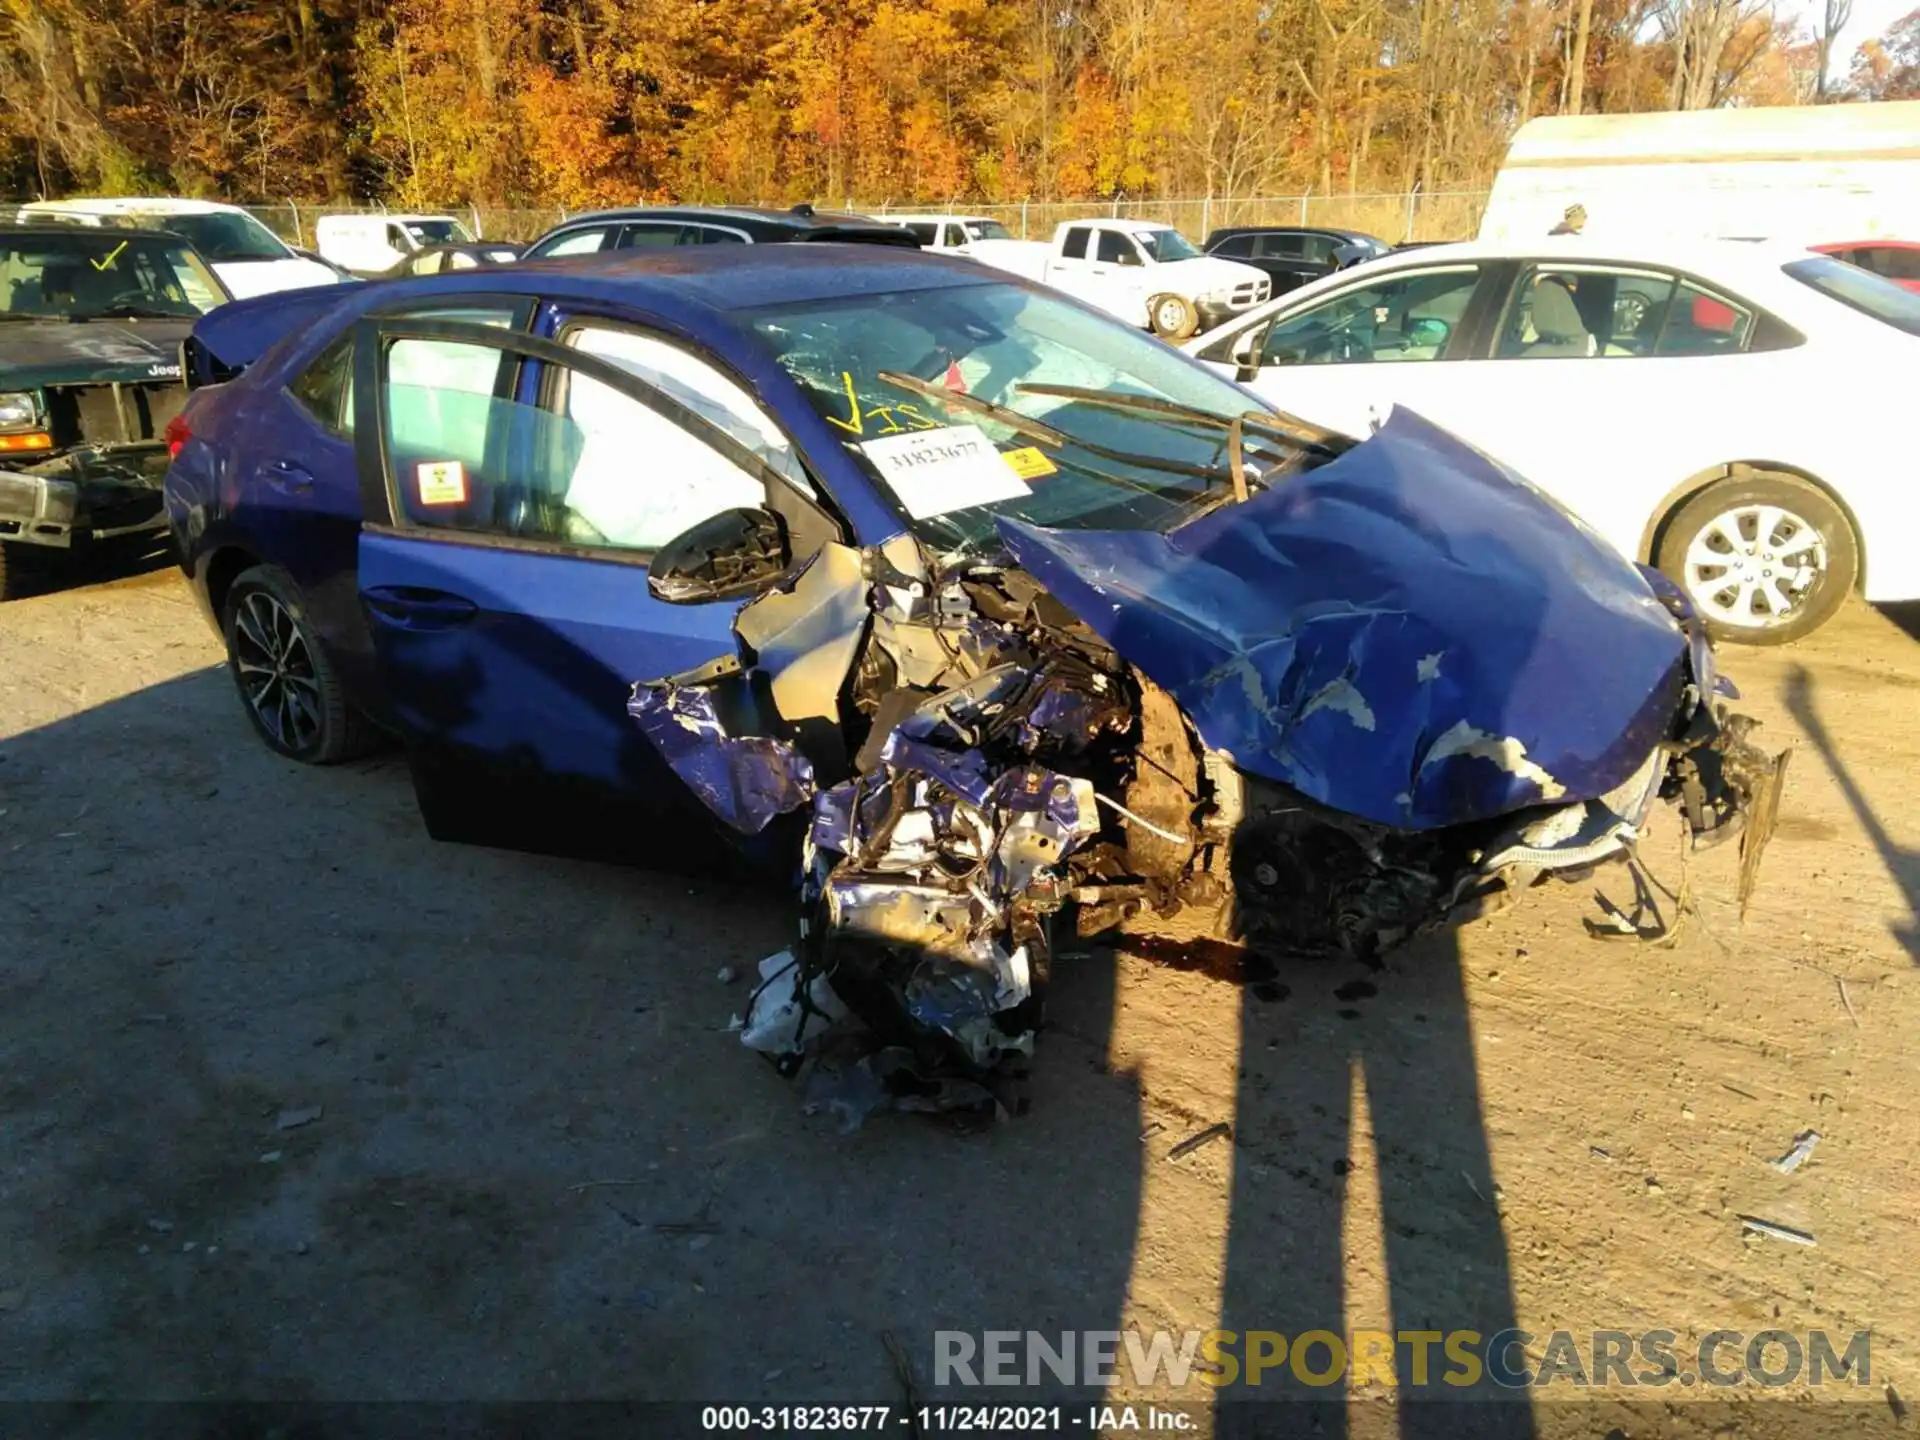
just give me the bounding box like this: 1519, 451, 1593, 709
416, 460, 468, 506
1002, 446, 1058, 480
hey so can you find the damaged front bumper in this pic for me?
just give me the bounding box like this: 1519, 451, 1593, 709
0, 444, 170, 550
624, 412, 1786, 1115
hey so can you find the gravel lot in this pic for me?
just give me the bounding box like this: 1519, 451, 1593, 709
2, 556, 1916, 1434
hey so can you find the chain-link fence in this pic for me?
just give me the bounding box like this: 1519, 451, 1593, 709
239, 191, 1488, 248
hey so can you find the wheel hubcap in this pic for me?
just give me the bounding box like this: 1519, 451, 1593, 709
1681, 503, 1827, 629
233, 591, 323, 750
1157, 300, 1184, 330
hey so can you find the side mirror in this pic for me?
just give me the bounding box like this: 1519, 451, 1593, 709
648, 506, 791, 604
1232, 322, 1271, 381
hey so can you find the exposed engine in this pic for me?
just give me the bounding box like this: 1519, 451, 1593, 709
627, 530, 1782, 1122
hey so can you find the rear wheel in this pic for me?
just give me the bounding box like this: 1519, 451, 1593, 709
223, 564, 375, 763
1149, 293, 1199, 341
1655, 472, 1857, 645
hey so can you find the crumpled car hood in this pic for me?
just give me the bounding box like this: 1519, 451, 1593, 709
996, 408, 1691, 831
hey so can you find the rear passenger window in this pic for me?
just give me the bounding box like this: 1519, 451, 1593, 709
1061, 227, 1091, 260
1653, 282, 1754, 356
1211, 235, 1253, 258
1862, 246, 1920, 282
1497, 265, 1677, 359
619, 223, 683, 249
287, 333, 353, 436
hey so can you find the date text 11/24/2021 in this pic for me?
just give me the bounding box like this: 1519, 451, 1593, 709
700, 1404, 1197, 1433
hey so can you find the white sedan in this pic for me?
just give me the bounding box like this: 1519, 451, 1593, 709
1187, 236, 1920, 643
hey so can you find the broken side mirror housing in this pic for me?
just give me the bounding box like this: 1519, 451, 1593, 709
648, 506, 792, 604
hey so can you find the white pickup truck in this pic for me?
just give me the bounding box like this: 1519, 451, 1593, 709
968, 218, 1269, 339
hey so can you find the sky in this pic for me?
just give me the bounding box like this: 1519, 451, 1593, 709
1786, 0, 1914, 79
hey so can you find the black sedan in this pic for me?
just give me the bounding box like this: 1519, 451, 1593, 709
1202, 226, 1391, 297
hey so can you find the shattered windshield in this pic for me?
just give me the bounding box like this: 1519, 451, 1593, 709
744, 281, 1296, 550
0, 233, 225, 319
138, 211, 288, 262
1137, 228, 1202, 262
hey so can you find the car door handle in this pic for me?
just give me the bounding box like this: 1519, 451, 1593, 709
363, 585, 479, 630
265, 460, 314, 494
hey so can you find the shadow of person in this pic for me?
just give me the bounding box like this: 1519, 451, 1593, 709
1212, 927, 1537, 1439
1783, 661, 1920, 963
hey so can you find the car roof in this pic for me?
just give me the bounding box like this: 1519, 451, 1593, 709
326, 243, 996, 320
1325, 234, 1820, 282
887, 213, 997, 224
1066, 217, 1175, 234
1210, 225, 1379, 240
541, 205, 898, 234
22, 197, 244, 216
0, 220, 207, 244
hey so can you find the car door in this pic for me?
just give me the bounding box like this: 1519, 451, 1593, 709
1408, 261, 1805, 560
1211, 263, 1499, 436
347, 314, 842, 867
1045, 225, 1138, 319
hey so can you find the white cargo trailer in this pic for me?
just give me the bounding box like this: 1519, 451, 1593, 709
1479, 101, 1920, 246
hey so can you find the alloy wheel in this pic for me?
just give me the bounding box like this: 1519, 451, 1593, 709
232, 590, 325, 752
1681, 503, 1828, 630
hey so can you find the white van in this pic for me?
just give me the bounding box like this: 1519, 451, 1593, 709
14, 198, 342, 300
1479, 101, 1920, 247
316, 213, 475, 275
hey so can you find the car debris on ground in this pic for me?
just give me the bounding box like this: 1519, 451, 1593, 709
1770, 1129, 1821, 1173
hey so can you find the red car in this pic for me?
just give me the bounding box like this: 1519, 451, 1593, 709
1812, 240, 1920, 293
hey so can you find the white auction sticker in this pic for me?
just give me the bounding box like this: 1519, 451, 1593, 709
858, 424, 1030, 520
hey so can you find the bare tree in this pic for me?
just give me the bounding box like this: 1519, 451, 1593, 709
1657, 0, 1775, 108
1817, 0, 1854, 97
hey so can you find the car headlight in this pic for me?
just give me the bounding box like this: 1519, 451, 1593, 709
0, 391, 40, 432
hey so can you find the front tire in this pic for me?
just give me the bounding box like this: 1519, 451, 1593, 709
1655, 472, 1857, 645
1149, 293, 1199, 341
0, 542, 55, 601
223, 564, 373, 762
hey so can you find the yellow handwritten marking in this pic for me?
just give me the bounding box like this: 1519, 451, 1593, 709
869, 405, 905, 436
891, 401, 941, 432
823, 370, 865, 435
90, 241, 129, 272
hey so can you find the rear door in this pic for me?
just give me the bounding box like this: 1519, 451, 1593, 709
348, 315, 840, 865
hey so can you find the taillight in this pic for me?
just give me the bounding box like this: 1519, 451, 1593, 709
165, 413, 191, 459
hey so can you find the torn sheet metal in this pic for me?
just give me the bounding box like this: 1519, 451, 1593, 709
626, 680, 816, 833
733, 542, 869, 724
995, 408, 1693, 831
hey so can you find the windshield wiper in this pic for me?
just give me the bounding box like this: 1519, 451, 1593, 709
877, 369, 1260, 493
876, 370, 1069, 447
1013, 383, 1352, 457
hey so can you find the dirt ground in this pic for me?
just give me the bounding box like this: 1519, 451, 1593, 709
2, 554, 1916, 1436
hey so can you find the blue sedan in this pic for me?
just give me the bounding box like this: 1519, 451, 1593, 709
164, 246, 1777, 1078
